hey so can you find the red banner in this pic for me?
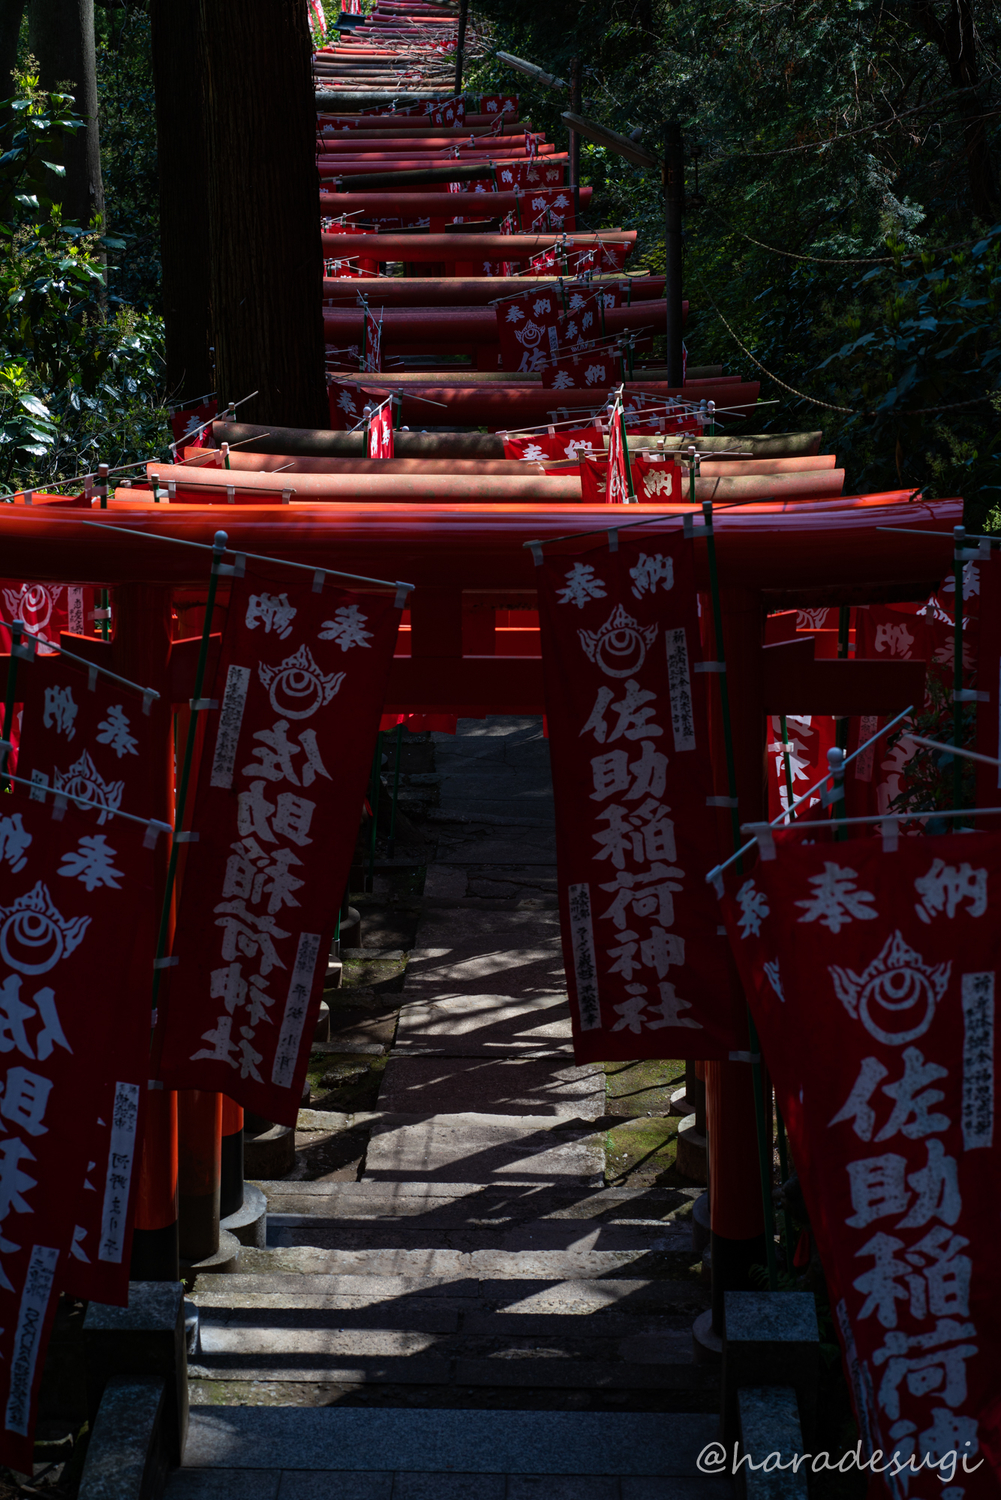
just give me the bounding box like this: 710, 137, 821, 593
426, 95, 465, 127
558, 283, 626, 349
536, 530, 740, 1062
155, 569, 403, 1123
328, 380, 366, 429
14, 654, 157, 1306
0, 797, 153, 1469
496, 288, 563, 374
169, 399, 217, 450
0, 584, 90, 655
502, 427, 601, 463
722, 831, 1001, 1496
541, 347, 622, 391
621, 393, 703, 434
605, 402, 632, 503
481, 94, 519, 117
565, 243, 629, 276
520, 189, 573, 230
362, 308, 383, 373
766, 712, 837, 821
367, 398, 394, 459
495, 160, 565, 190
578, 453, 683, 505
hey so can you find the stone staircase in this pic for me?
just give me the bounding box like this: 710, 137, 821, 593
169, 721, 723, 1497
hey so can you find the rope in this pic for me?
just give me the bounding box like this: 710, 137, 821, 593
716, 87, 996, 160
710, 209, 1001, 267
698, 278, 998, 418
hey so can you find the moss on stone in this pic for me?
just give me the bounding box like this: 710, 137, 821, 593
604, 1115, 686, 1188
602, 1058, 685, 1116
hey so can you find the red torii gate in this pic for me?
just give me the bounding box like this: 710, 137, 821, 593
0, 491, 958, 1301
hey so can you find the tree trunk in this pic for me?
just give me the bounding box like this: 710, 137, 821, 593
907, 0, 998, 219
27, 0, 105, 229
198, 0, 327, 429
0, 0, 27, 138
150, 0, 213, 402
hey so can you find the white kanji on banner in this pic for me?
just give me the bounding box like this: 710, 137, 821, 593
155, 569, 404, 1124
537, 530, 741, 1063
721, 830, 1001, 1496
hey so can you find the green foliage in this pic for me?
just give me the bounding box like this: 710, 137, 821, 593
94, 5, 161, 312
0, 72, 169, 493
886, 668, 977, 817
467, 0, 1001, 514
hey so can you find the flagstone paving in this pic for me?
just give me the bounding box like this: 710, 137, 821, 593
171, 720, 723, 1497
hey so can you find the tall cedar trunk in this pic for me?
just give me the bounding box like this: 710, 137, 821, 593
908, 0, 998, 218
1, 0, 27, 140
150, 0, 212, 402
198, 0, 327, 428
27, 0, 105, 229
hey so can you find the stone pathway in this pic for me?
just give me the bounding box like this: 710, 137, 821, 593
171, 719, 721, 1498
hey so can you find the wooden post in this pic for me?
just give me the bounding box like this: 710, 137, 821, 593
664, 118, 684, 388
198, 0, 328, 428
150, 0, 213, 401
453, 0, 469, 97
569, 57, 581, 221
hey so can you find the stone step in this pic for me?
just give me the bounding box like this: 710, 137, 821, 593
264, 1216, 692, 1255
359, 1112, 606, 1185
192, 1303, 700, 1343
259, 1187, 695, 1227
258, 1180, 691, 1206
195, 1322, 699, 1362
189, 1359, 714, 1391
189, 1275, 705, 1313
222, 1244, 697, 1281
173, 1405, 724, 1477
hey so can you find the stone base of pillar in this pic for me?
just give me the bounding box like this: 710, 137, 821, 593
180, 1228, 240, 1278
314, 999, 332, 1040
711, 1231, 767, 1335
221, 1182, 268, 1248
691, 1308, 722, 1364
692, 1190, 711, 1257
243, 1123, 296, 1179
675, 1114, 708, 1184
668, 1084, 689, 1117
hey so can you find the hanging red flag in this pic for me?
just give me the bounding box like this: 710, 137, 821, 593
426, 96, 465, 127
0, 584, 91, 655
502, 427, 602, 463
328, 380, 366, 429
13, 653, 158, 1306
722, 831, 1001, 1497
0, 796, 154, 1470
605, 400, 633, 504
577, 453, 682, 504
367, 398, 394, 459
541, 347, 622, 391
557, 282, 626, 349
766, 712, 837, 821
154, 568, 405, 1124
536, 529, 741, 1062
481, 95, 519, 117
169, 398, 217, 451
495, 287, 563, 374
494, 160, 565, 190
361, 308, 383, 373
566, 243, 629, 275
